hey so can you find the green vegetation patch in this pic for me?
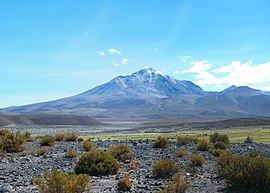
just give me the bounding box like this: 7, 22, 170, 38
82, 129, 270, 144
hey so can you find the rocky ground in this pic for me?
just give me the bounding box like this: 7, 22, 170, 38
1, 137, 270, 193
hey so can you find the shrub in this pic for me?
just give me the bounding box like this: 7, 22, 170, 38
0, 130, 25, 153
0, 129, 10, 136
108, 144, 134, 161
33, 148, 48, 157
189, 154, 205, 167
160, 175, 189, 193
217, 151, 234, 169
22, 131, 31, 140
208, 149, 227, 157
209, 133, 229, 145
26, 137, 35, 142
177, 136, 196, 146
213, 141, 227, 150
54, 133, 65, 142
82, 139, 94, 152
245, 136, 253, 143
249, 151, 263, 157
40, 135, 55, 146
74, 150, 120, 176
186, 166, 198, 175
220, 154, 270, 192
196, 139, 209, 151
34, 169, 89, 193
65, 133, 78, 142
153, 136, 170, 148
176, 150, 188, 157
152, 159, 178, 178
117, 173, 132, 191
130, 160, 139, 170
78, 138, 84, 142
65, 150, 78, 158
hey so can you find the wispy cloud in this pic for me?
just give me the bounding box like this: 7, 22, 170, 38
112, 61, 120, 66
178, 60, 270, 91
98, 51, 105, 56
121, 58, 128, 65
112, 58, 128, 66
179, 55, 192, 63
108, 48, 121, 55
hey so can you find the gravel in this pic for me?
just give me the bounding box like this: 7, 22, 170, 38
1, 139, 270, 193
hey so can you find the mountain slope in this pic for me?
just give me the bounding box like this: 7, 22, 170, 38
0, 68, 206, 118
1, 68, 270, 119
196, 86, 270, 116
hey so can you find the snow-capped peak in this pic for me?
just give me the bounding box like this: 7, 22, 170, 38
107, 67, 205, 97
141, 66, 165, 75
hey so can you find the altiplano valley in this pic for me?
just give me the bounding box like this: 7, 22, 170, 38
1, 69, 270, 192
1, 1, 270, 192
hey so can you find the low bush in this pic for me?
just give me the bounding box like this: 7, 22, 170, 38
26, 137, 35, 142
213, 141, 227, 150
245, 136, 253, 143
209, 133, 229, 145
33, 148, 48, 157
220, 153, 270, 192
22, 131, 31, 141
65, 150, 78, 158
78, 138, 84, 142
0, 129, 10, 136
186, 166, 198, 175
54, 133, 65, 142
177, 136, 196, 146
196, 139, 209, 151
34, 169, 90, 193
0, 130, 26, 153
82, 139, 94, 152
108, 144, 134, 161
64, 133, 78, 142
153, 136, 170, 148
176, 150, 188, 157
160, 175, 189, 193
74, 149, 120, 176
152, 159, 178, 178
40, 135, 55, 146
208, 149, 227, 157
117, 173, 132, 191
217, 151, 234, 169
130, 160, 139, 170
249, 151, 263, 157
189, 154, 205, 167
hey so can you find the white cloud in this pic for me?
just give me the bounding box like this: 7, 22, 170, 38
174, 60, 211, 75
98, 51, 105, 56
112, 61, 120, 66
121, 58, 128, 65
178, 60, 270, 91
111, 58, 128, 67
179, 55, 192, 63
108, 48, 121, 55
184, 61, 212, 73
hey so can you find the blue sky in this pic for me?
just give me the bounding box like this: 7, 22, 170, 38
1, 0, 270, 107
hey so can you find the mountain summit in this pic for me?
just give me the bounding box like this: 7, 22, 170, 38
1, 67, 270, 119
83, 67, 205, 99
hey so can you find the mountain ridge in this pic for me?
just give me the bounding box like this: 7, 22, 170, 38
1, 67, 270, 119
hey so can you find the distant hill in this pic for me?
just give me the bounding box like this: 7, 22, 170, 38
1, 67, 270, 119
0, 114, 102, 127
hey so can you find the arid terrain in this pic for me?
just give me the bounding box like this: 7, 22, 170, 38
1, 117, 270, 192
1, 137, 270, 193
